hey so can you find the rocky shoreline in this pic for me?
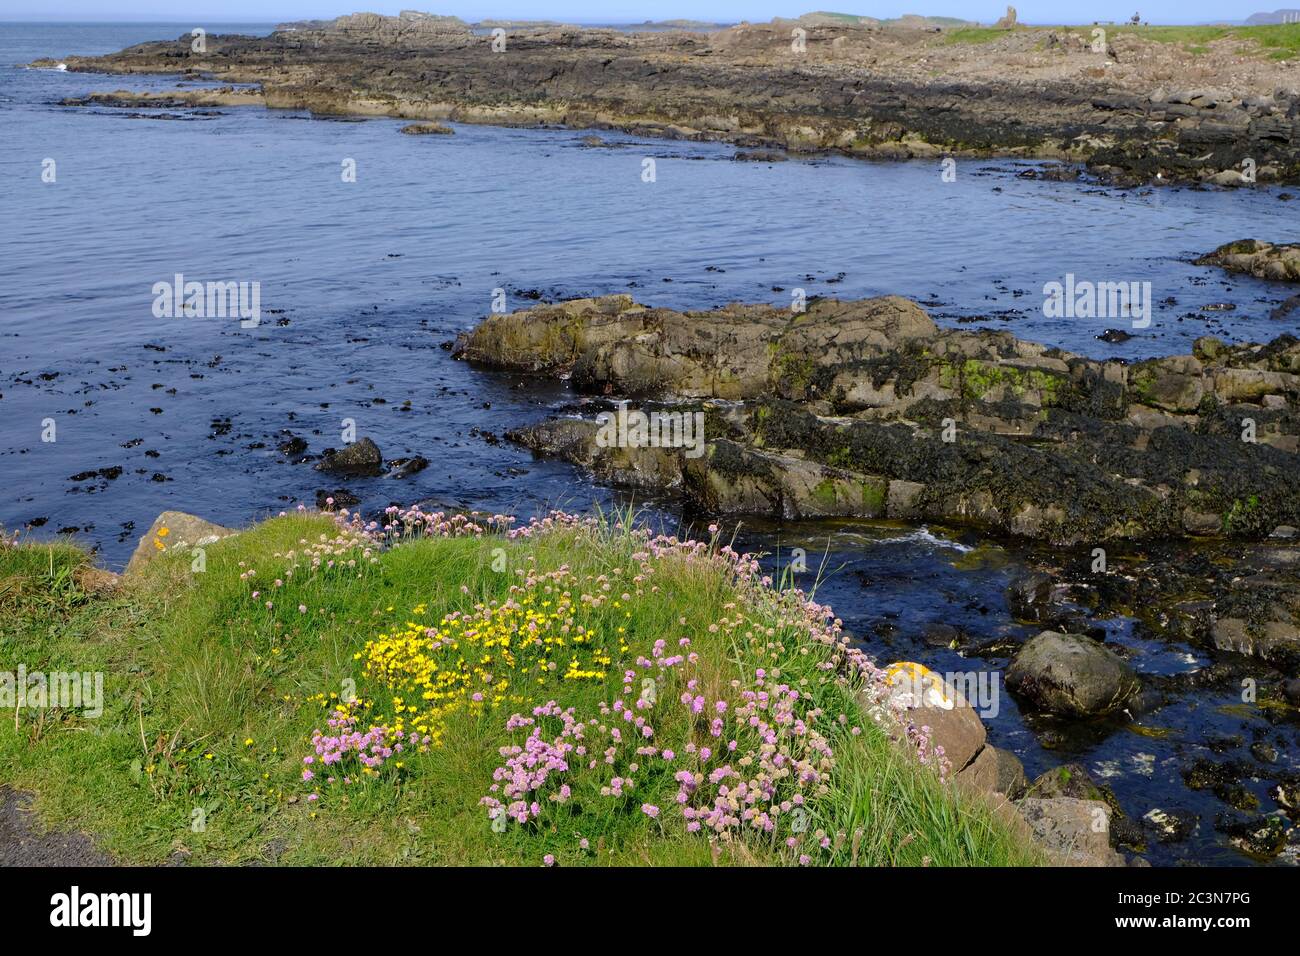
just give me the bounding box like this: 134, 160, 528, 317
33, 14, 1300, 186
453, 292, 1300, 542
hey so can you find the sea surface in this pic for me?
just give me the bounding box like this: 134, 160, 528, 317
2, 21, 1299, 866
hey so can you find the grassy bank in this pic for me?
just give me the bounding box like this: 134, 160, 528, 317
944, 23, 1300, 58
0, 509, 1038, 866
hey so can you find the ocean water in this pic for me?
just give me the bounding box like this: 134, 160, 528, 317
2, 22, 1299, 866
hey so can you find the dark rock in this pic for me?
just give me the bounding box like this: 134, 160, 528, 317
1005, 573, 1078, 626
1007, 631, 1141, 717
1214, 813, 1287, 858
918, 622, 964, 647
278, 434, 309, 456
315, 489, 360, 509
315, 437, 383, 477
1283, 678, 1300, 705
1141, 807, 1198, 843
399, 121, 454, 135
387, 456, 429, 479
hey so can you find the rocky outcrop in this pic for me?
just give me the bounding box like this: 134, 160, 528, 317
1196, 239, 1300, 283
38, 19, 1300, 186
462, 295, 1300, 543
399, 121, 454, 135
1210, 616, 1300, 666
296, 11, 470, 41
314, 438, 384, 477
125, 511, 235, 574
1006, 631, 1141, 717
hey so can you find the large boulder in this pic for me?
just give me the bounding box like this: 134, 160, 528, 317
955, 744, 1027, 799
1017, 798, 1127, 866
881, 662, 987, 773
125, 511, 235, 575
1028, 763, 1144, 848
1006, 631, 1140, 717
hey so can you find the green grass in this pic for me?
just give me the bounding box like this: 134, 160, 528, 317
943, 23, 1300, 59
943, 27, 1012, 45
0, 513, 1039, 866
1109, 24, 1300, 57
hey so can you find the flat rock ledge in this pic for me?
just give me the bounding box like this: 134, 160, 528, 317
1196, 239, 1300, 283
456, 294, 1300, 544
399, 121, 454, 135
35, 17, 1300, 186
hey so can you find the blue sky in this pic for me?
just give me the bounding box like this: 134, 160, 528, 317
0, 2, 1280, 25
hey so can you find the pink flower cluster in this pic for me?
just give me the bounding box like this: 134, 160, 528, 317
481, 632, 843, 860
303, 712, 433, 801
380, 505, 514, 542
481, 701, 581, 825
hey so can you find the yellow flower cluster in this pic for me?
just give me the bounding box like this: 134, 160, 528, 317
354, 590, 617, 746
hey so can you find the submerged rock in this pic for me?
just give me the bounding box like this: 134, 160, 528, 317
1006, 631, 1140, 717
387, 456, 429, 479
315, 488, 360, 509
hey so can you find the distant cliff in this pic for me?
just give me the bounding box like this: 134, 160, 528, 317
1245, 8, 1300, 23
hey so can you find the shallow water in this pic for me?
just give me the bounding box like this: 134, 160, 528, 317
2, 22, 1298, 866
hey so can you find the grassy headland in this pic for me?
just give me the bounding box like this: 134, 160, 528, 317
0, 509, 1038, 866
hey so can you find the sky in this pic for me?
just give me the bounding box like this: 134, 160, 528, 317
0, 2, 1282, 25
